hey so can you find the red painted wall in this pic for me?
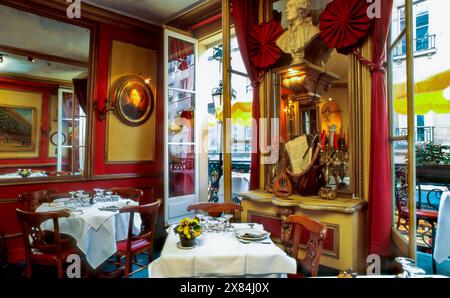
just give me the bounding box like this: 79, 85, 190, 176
0, 78, 58, 173
0, 22, 164, 263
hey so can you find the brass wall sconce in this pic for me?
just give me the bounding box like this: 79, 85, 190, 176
93, 98, 114, 122
40, 127, 50, 137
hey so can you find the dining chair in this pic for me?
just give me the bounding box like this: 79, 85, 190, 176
16, 208, 80, 278
187, 202, 243, 218
115, 200, 161, 277
108, 187, 145, 204
18, 189, 59, 212
287, 215, 328, 277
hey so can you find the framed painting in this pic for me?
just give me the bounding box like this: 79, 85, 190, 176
113, 75, 154, 126
0, 105, 36, 152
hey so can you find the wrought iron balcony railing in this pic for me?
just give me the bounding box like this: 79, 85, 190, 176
393, 34, 436, 57
395, 126, 435, 148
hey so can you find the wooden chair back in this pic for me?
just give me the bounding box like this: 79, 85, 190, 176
109, 187, 144, 203
16, 208, 71, 258
18, 189, 59, 212
287, 215, 328, 277
187, 202, 243, 218
119, 200, 161, 247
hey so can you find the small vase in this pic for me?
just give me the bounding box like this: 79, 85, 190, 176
179, 236, 196, 248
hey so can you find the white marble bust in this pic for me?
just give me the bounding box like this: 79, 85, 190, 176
276, 0, 321, 64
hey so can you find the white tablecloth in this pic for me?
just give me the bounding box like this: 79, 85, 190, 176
148, 223, 297, 278
0, 172, 47, 179
217, 172, 250, 203
36, 200, 141, 269
434, 192, 450, 264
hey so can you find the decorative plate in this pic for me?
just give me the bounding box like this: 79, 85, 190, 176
234, 228, 270, 241
176, 241, 197, 250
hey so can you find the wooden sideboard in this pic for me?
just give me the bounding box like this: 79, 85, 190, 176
240, 190, 367, 273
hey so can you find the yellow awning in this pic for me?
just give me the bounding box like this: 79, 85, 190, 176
394, 69, 450, 115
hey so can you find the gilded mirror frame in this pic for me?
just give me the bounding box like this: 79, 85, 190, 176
263, 58, 368, 200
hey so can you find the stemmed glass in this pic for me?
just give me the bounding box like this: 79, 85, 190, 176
105, 191, 113, 202
93, 188, 105, 203
217, 216, 227, 233
223, 214, 234, 231
202, 216, 213, 233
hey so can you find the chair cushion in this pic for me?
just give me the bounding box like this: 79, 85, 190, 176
33, 232, 77, 254
31, 246, 78, 264
116, 239, 151, 255
417, 209, 438, 220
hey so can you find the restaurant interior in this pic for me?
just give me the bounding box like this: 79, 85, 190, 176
0, 0, 449, 279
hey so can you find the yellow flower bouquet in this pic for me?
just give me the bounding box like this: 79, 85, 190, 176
173, 217, 202, 247
17, 169, 32, 178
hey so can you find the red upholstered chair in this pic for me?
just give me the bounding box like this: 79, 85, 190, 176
16, 209, 79, 278
115, 200, 161, 277
18, 189, 59, 212
187, 202, 243, 218
108, 187, 144, 204
287, 215, 328, 277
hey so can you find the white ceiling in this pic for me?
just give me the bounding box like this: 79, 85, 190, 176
0, 4, 90, 62
0, 52, 87, 82
84, 0, 209, 25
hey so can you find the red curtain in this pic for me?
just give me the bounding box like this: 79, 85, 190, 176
73, 78, 88, 114
231, 0, 261, 190
367, 0, 394, 256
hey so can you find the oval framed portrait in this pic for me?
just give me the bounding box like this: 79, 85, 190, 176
113, 76, 154, 126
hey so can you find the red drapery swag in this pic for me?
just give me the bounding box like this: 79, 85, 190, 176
367, 0, 394, 256
231, 0, 261, 190
73, 78, 88, 114
318, 0, 394, 256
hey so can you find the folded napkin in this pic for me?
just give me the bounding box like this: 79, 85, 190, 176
79, 207, 115, 230
35, 203, 66, 212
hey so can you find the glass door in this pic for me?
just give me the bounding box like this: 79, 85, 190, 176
164, 30, 199, 224
57, 88, 86, 175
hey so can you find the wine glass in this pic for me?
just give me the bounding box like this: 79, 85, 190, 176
217, 217, 227, 233
203, 216, 213, 233
223, 214, 234, 231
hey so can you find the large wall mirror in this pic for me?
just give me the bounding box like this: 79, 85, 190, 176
0, 4, 91, 181
266, 0, 356, 197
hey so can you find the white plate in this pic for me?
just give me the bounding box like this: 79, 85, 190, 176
48, 202, 64, 208
53, 198, 71, 203
98, 205, 120, 212
176, 241, 197, 250
234, 228, 269, 241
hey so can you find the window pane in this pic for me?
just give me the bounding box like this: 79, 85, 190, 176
168, 144, 195, 197
168, 37, 195, 91
416, 13, 428, 28
168, 90, 195, 143
231, 37, 247, 74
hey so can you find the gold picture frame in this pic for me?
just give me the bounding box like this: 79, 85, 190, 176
113, 75, 154, 126
0, 105, 36, 152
